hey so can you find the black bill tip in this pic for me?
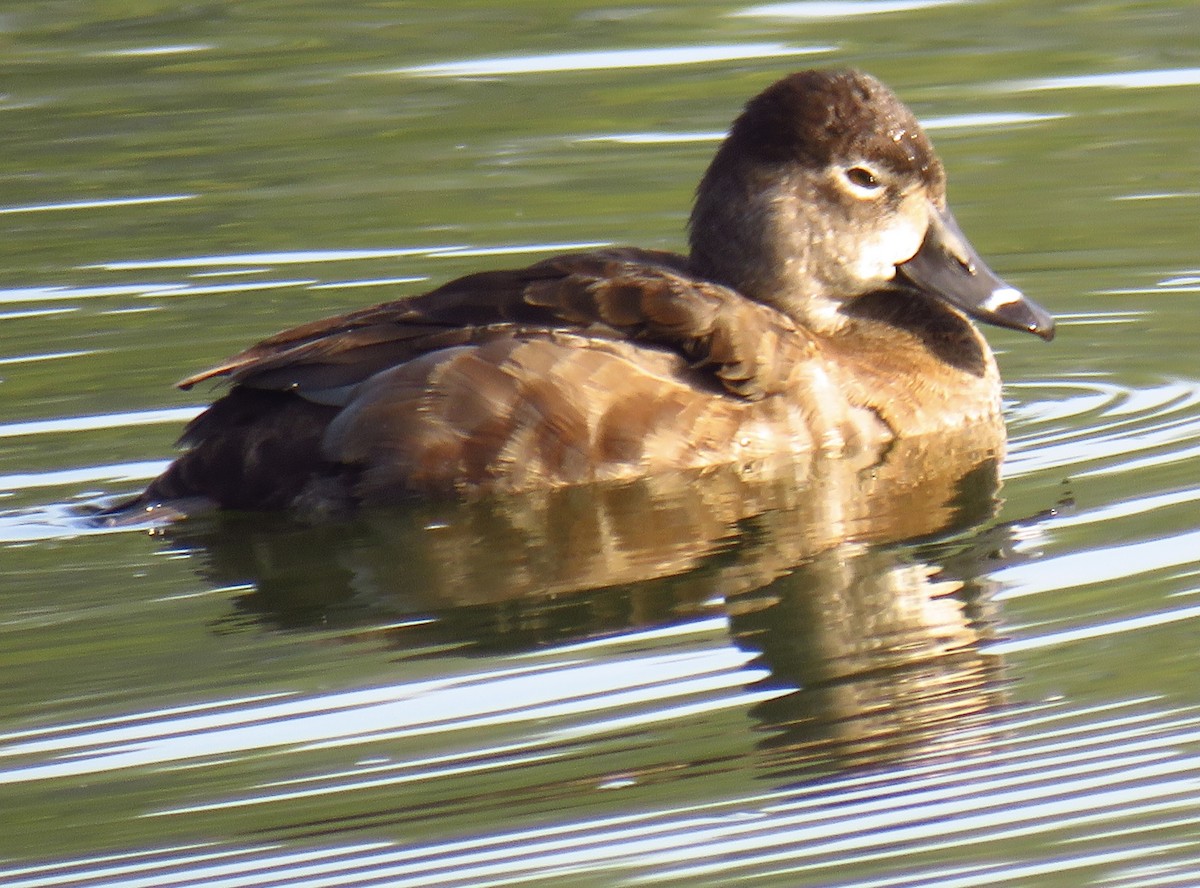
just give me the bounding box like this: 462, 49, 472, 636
976, 285, 1056, 341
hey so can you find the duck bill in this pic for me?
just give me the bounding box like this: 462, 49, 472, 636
896, 205, 1055, 341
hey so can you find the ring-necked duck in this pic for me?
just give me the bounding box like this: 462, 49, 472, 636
120, 68, 1053, 514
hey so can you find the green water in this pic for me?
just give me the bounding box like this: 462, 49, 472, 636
3, 1, 1200, 885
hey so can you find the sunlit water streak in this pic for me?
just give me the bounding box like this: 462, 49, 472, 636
1005, 377, 1200, 480
0, 350, 93, 367
0, 408, 203, 439
386, 44, 835, 78
573, 112, 1065, 146
1013, 67, 1200, 91
0, 628, 771, 787
734, 0, 969, 19
0, 307, 78, 321
308, 276, 427, 290
89, 45, 214, 58
987, 601, 1200, 653
0, 279, 313, 305
0, 461, 170, 495
0, 195, 197, 215
1114, 191, 1200, 202
82, 241, 610, 273
4, 697, 1197, 887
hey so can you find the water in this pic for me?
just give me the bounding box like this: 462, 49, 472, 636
2, 1, 1200, 885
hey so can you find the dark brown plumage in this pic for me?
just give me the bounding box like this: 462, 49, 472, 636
117, 69, 1053, 516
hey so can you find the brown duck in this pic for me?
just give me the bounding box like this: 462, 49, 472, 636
121, 69, 1053, 515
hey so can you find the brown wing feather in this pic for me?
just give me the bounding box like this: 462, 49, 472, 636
177, 248, 803, 402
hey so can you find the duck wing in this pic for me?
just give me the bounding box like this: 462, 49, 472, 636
177, 248, 802, 403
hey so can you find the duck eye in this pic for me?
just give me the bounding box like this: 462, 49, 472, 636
845, 166, 882, 190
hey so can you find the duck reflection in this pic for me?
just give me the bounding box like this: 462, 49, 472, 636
169, 428, 1015, 773
733, 544, 1002, 776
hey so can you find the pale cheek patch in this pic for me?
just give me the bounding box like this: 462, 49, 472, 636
851, 220, 923, 284
982, 287, 1024, 312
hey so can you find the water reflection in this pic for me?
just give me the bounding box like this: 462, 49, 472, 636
735, 545, 1003, 777
165, 429, 1012, 776
1, 0, 1198, 878
0, 429, 1086, 885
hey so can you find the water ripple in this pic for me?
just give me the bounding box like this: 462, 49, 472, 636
1005, 377, 1200, 480
0, 621, 770, 787
4, 697, 1196, 887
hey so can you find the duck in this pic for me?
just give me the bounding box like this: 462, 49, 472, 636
117, 68, 1054, 515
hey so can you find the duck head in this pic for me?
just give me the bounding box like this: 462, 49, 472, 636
688, 69, 1054, 341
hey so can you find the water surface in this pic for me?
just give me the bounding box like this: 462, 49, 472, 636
3, 1, 1200, 885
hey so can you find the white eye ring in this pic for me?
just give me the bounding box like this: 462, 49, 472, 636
843, 165, 886, 197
